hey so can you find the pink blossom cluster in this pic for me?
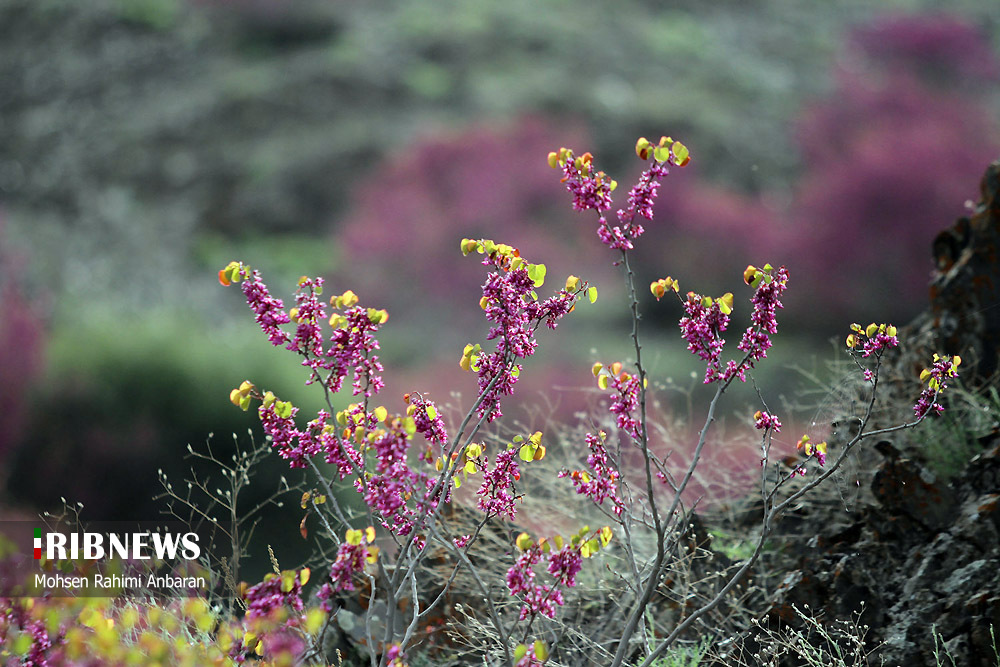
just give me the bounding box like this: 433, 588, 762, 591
326, 305, 386, 398
234, 267, 386, 399
559, 431, 624, 516
0, 600, 60, 665
846, 322, 901, 383
914, 354, 961, 418
550, 142, 684, 251
287, 276, 326, 368
358, 417, 443, 536
753, 410, 782, 433
243, 571, 305, 620
229, 267, 463, 537
239, 268, 292, 346
607, 371, 643, 440
474, 251, 581, 422
596, 158, 673, 250
853, 328, 898, 358
553, 150, 615, 214
476, 447, 521, 520
725, 265, 790, 382
258, 402, 314, 469
408, 395, 448, 449
318, 541, 370, 610
795, 435, 828, 471
679, 293, 731, 383
505, 547, 564, 621
546, 545, 584, 587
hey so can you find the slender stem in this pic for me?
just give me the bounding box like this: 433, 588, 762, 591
610, 247, 668, 667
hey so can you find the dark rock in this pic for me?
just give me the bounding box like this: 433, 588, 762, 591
918, 160, 1000, 384
715, 160, 1000, 666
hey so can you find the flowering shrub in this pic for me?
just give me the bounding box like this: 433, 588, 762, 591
213, 135, 965, 666
0, 135, 965, 667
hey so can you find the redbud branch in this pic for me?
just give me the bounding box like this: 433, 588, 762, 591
615, 329, 765, 665
639, 352, 935, 665
610, 244, 670, 667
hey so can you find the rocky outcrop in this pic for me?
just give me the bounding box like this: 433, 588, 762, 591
920, 160, 1000, 384
750, 441, 1000, 665
713, 160, 1000, 667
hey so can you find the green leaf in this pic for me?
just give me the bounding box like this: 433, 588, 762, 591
426, 405, 437, 420
653, 145, 671, 162
281, 570, 297, 593
514, 645, 528, 661
305, 608, 326, 635
588, 286, 598, 303
534, 640, 549, 661
528, 263, 547, 288
519, 444, 535, 462
673, 141, 690, 164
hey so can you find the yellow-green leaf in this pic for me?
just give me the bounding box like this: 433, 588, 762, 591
534, 640, 549, 661
281, 570, 297, 593
305, 607, 326, 635
673, 141, 690, 165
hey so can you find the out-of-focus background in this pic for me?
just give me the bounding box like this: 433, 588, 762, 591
1, 0, 998, 534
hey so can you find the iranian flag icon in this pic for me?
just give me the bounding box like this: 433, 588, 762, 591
34, 528, 41, 559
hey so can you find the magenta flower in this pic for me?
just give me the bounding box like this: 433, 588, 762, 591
914, 354, 961, 418
547, 545, 583, 587
477, 447, 521, 520
724, 265, 790, 382
550, 140, 687, 251
318, 536, 372, 608
466, 242, 584, 421
560, 430, 624, 516
325, 305, 386, 398
244, 570, 305, 620
409, 395, 449, 449
505, 546, 566, 620
259, 402, 315, 469
753, 410, 782, 432
239, 268, 292, 347
679, 292, 731, 383
598, 369, 643, 440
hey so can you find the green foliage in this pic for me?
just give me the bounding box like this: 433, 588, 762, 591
707, 528, 758, 562
917, 384, 1000, 481
643, 612, 709, 667
114, 0, 180, 29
